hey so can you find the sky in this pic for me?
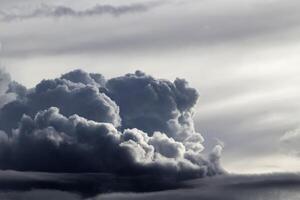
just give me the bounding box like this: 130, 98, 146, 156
1, 0, 300, 175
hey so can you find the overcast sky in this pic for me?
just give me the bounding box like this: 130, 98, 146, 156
1, 0, 300, 174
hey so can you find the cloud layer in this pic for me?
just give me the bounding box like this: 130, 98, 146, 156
0, 171, 298, 199
95, 173, 300, 200
0, 69, 224, 178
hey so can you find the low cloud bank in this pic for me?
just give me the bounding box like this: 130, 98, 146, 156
0, 69, 225, 179
0, 171, 298, 199
0, 170, 183, 197
94, 173, 300, 200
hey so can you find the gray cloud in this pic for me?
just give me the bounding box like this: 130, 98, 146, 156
105, 71, 199, 139
0, 77, 121, 133
0, 170, 183, 198
280, 128, 300, 156
0, 69, 224, 179
0, 2, 161, 21
94, 173, 300, 200
0, 69, 15, 109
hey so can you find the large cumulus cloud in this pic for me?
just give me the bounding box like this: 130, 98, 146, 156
0, 69, 224, 178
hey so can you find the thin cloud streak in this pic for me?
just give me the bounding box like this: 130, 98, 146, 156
0, 2, 163, 21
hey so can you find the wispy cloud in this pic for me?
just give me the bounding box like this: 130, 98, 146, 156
0, 2, 162, 21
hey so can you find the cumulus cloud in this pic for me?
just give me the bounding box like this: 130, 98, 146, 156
105, 71, 199, 142
0, 170, 183, 198
0, 69, 224, 179
0, 70, 120, 133
0, 2, 162, 21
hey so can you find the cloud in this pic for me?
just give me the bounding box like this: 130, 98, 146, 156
0, 171, 298, 199
2, 0, 300, 59
0, 2, 162, 21
280, 128, 300, 156
0, 69, 224, 179
0, 70, 121, 133
93, 173, 300, 200
0, 170, 183, 198
105, 71, 199, 140
0, 69, 16, 109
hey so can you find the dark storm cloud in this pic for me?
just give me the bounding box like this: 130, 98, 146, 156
105, 71, 199, 136
0, 106, 208, 176
0, 69, 224, 178
0, 70, 120, 133
0, 2, 162, 21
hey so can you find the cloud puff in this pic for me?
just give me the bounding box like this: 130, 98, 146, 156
105, 71, 201, 149
0, 69, 224, 179
0, 2, 161, 21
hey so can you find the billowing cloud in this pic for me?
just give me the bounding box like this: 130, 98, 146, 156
105, 71, 200, 144
0, 69, 225, 179
0, 2, 162, 21
0, 70, 120, 133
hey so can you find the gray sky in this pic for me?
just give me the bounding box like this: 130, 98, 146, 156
1, 0, 300, 173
